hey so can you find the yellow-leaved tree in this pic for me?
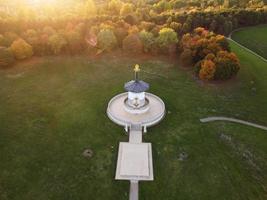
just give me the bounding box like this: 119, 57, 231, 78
83, 0, 96, 18
10, 38, 33, 60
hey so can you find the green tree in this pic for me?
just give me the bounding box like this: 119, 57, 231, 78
153, 0, 171, 13
157, 28, 178, 49
122, 34, 143, 54
48, 34, 67, 55
97, 29, 117, 51
0, 47, 15, 68
139, 30, 155, 52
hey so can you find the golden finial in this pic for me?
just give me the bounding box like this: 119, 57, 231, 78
134, 64, 140, 73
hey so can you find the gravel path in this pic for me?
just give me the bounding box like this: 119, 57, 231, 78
200, 117, 267, 131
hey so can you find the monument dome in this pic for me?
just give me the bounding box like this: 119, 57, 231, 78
124, 64, 150, 114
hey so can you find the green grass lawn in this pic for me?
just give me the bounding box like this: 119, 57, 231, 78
0, 41, 267, 200
231, 25, 267, 59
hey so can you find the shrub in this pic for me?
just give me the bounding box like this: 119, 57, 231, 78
0, 47, 15, 68
10, 38, 33, 60
180, 27, 231, 63
48, 34, 67, 55
97, 29, 117, 51
139, 30, 155, 53
122, 34, 143, 54
195, 51, 240, 80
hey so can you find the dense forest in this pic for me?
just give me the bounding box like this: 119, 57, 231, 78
0, 0, 266, 80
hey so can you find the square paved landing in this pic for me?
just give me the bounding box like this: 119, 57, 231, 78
115, 142, 153, 181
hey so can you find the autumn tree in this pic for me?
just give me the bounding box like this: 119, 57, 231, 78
84, 0, 96, 17
199, 59, 216, 80
10, 38, 33, 60
120, 3, 134, 16
0, 47, 15, 68
108, 0, 123, 15
48, 34, 67, 55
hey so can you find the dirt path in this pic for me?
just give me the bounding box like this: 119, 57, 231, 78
200, 116, 267, 131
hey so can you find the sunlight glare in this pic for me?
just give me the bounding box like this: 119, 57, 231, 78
29, 0, 58, 6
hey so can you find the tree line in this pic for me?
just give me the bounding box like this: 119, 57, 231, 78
0, 0, 265, 81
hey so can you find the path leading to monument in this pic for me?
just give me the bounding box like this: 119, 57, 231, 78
128, 127, 142, 200
129, 180, 139, 200
129, 130, 142, 143
200, 116, 267, 131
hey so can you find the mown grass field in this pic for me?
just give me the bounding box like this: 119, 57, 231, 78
231, 25, 267, 59
0, 41, 267, 200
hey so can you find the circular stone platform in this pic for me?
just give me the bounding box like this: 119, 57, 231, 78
107, 92, 165, 128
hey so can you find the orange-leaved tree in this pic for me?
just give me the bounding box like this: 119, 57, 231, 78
199, 59, 216, 80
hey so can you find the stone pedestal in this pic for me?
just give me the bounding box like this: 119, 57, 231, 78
115, 142, 153, 181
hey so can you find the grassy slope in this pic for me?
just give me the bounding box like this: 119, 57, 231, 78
0, 42, 267, 200
232, 25, 267, 59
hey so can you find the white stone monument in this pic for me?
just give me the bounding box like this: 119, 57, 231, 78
124, 65, 150, 114
107, 65, 165, 200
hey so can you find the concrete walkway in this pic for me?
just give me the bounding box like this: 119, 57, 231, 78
129, 130, 142, 143
200, 116, 267, 131
129, 180, 139, 200
128, 126, 142, 200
